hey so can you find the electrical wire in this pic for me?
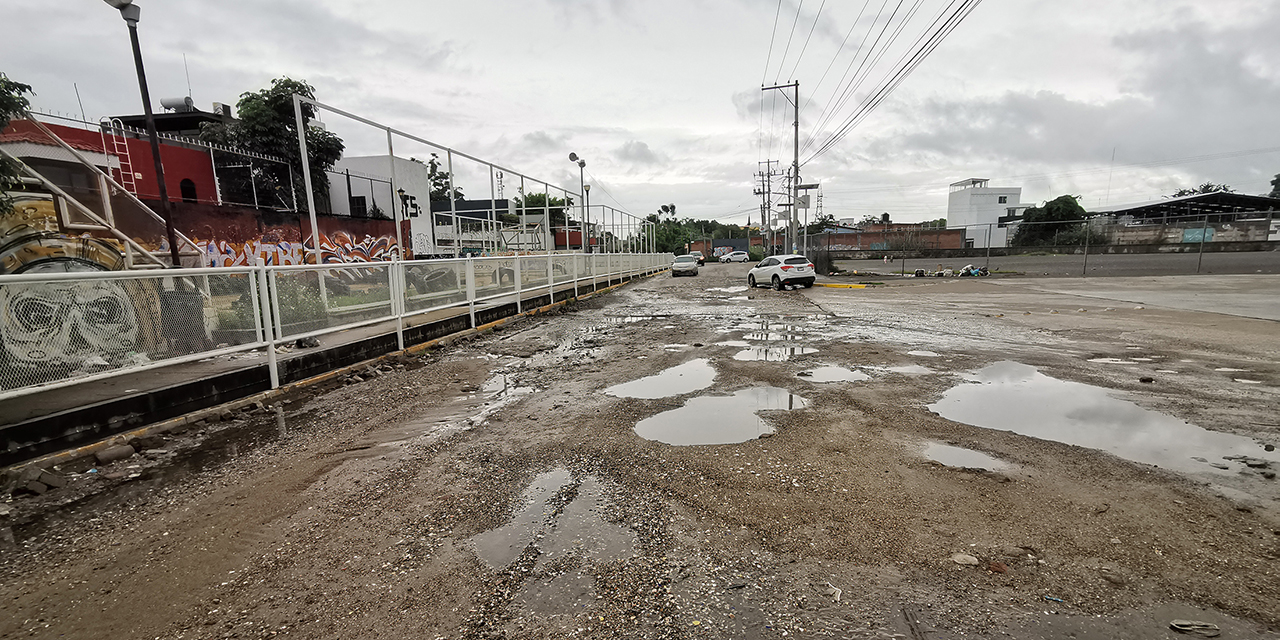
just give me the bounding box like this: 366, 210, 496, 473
798, 0, 874, 118
805, 0, 983, 163
773, 0, 807, 83
786, 0, 828, 82
801, 0, 901, 151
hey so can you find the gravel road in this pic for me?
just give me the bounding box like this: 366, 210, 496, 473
2, 264, 1278, 639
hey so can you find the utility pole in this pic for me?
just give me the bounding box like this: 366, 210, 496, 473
755, 159, 780, 255
764, 81, 800, 253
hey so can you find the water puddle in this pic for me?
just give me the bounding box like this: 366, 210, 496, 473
745, 331, 806, 341
482, 373, 536, 398
536, 476, 636, 564
469, 468, 637, 570
929, 361, 1280, 474
908, 350, 941, 357
1089, 357, 1137, 364
634, 387, 808, 445
1215, 367, 1249, 372
604, 358, 716, 399
885, 364, 934, 375
471, 468, 571, 569
714, 340, 751, 348
733, 346, 819, 361
1235, 379, 1263, 384
923, 443, 1009, 470
797, 366, 871, 383
706, 286, 749, 293
728, 296, 749, 301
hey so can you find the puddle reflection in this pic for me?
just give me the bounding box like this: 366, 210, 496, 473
929, 361, 1280, 473
635, 387, 808, 445
924, 443, 1009, 470
604, 358, 717, 399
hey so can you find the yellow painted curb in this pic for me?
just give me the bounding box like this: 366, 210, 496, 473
4, 270, 665, 475
813, 282, 868, 289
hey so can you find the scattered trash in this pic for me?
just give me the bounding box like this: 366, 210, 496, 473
1139, 377, 1155, 383
1169, 620, 1221, 637
987, 561, 1008, 574
824, 582, 842, 601
1043, 596, 1064, 603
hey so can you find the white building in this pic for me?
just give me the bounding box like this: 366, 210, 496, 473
946, 178, 1029, 248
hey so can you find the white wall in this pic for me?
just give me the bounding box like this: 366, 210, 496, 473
947, 184, 1022, 248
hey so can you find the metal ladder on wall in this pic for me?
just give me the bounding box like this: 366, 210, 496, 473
98, 117, 136, 195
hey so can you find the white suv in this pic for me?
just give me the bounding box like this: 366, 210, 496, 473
719, 251, 749, 263
747, 254, 815, 290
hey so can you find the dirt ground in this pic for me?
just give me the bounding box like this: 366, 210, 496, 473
2, 265, 1279, 640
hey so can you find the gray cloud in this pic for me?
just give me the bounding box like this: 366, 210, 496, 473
615, 140, 664, 165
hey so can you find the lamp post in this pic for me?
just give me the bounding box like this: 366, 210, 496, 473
583, 184, 591, 252
103, 0, 181, 268
569, 152, 586, 251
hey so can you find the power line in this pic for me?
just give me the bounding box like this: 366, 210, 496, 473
761, 0, 784, 85
805, 0, 983, 163
773, 0, 807, 83
786, 0, 828, 81
798, 0, 874, 119
802, 0, 902, 150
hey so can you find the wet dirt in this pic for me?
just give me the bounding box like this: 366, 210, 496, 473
3, 266, 1280, 640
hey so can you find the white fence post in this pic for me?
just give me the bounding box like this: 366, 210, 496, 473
394, 262, 405, 350
258, 266, 279, 389
514, 255, 523, 314
466, 258, 477, 328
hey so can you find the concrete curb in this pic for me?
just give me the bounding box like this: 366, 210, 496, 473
3, 270, 662, 477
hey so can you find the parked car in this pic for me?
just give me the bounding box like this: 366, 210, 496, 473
747, 254, 815, 290
671, 254, 700, 277
689, 251, 705, 266
719, 251, 750, 263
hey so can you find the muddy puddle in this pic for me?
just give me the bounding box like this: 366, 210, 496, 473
733, 346, 819, 361
797, 366, 871, 383
929, 361, 1280, 474
634, 387, 808, 445
470, 468, 636, 571
907, 350, 941, 357
604, 358, 716, 399
883, 364, 934, 375
706, 286, 749, 293
923, 443, 1009, 470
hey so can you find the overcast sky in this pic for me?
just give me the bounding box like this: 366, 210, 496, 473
8, 0, 1280, 224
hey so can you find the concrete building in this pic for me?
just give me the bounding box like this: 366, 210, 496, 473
946, 178, 1028, 248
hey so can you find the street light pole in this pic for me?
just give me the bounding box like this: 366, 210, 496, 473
105, 0, 181, 268
569, 153, 587, 251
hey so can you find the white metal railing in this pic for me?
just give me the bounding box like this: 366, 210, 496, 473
0, 252, 672, 401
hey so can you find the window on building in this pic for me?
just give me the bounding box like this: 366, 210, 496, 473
179, 179, 197, 203
1007, 208, 1017, 215
349, 195, 367, 217
998, 196, 1008, 204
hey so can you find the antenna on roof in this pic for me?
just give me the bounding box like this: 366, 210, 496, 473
183, 53, 193, 102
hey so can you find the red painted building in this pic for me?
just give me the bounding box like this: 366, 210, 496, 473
1, 118, 218, 205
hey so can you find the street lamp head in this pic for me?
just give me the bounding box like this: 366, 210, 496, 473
104, 0, 141, 24
103, 0, 133, 7
583, 184, 591, 192
568, 152, 578, 162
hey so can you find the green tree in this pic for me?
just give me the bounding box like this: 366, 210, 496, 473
410, 153, 464, 202
1011, 195, 1086, 246
1269, 174, 1279, 199
1170, 182, 1233, 197
512, 192, 571, 227
199, 77, 344, 212
0, 73, 34, 212
805, 213, 835, 234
